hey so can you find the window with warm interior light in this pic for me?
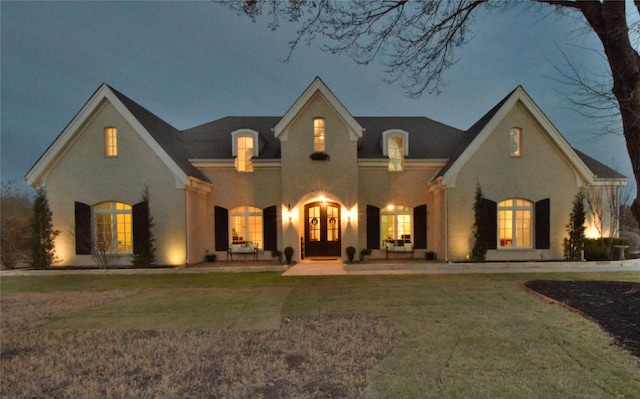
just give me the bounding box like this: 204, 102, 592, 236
313, 118, 325, 152
381, 205, 412, 246
104, 127, 118, 157
510, 128, 522, 157
387, 137, 404, 171
498, 199, 532, 248
235, 136, 254, 172
230, 206, 263, 248
382, 130, 409, 171
231, 129, 258, 172
94, 202, 132, 253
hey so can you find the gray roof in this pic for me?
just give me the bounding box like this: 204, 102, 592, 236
109, 85, 625, 182
574, 149, 626, 179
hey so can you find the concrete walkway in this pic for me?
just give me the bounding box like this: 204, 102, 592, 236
283, 259, 640, 276
2, 259, 638, 277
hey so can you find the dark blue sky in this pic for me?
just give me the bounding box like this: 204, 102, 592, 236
0, 1, 633, 195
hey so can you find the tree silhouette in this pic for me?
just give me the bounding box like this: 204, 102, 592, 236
229, 0, 640, 226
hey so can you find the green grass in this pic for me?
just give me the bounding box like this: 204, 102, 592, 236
2, 271, 639, 398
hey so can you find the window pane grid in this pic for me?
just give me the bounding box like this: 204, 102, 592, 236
326, 205, 339, 242
380, 206, 412, 246
95, 202, 131, 254
498, 199, 532, 248
104, 127, 118, 157
313, 118, 325, 152
236, 136, 254, 172
230, 206, 263, 248
388, 137, 404, 171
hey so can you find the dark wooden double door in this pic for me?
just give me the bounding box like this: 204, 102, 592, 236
304, 201, 341, 257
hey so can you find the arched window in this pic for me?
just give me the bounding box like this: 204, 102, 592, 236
382, 130, 409, 172
94, 202, 132, 253
313, 118, 325, 152
231, 129, 259, 172
381, 205, 412, 246
230, 206, 263, 249
498, 199, 532, 248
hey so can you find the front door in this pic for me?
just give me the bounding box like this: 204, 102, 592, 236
304, 201, 341, 257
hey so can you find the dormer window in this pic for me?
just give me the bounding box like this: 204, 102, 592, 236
382, 129, 409, 172
510, 128, 522, 157
313, 118, 325, 152
231, 129, 259, 172
104, 127, 117, 157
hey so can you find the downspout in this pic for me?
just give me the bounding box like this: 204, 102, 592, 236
444, 187, 449, 262
184, 186, 190, 266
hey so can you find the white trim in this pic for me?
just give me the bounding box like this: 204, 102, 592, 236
441, 87, 595, 188
25, 84, 190, 187
359, 158, 448, 170
273, 77, 364, 142
230, 129, 259, 157
382, 129, 409, 156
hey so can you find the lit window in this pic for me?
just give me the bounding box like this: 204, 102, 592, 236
230, 206, 263, 248
388, 137, 404, 171
381, 205, 412, 246
382, 130, 409, 171
94, 202, 132, 253
104, 127, 118, 157
313, 118, 325, 152
236, 136, 254, 172
498, 199, 532, 248
510, 128, 521, 157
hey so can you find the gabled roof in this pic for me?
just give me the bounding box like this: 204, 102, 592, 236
437, 86, 597, 187
27, 79, 625, 189
25, 84, 209, 187
273, 77, 364, 141
107, 86, 209, 182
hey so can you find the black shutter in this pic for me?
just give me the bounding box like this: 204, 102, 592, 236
215, 206, 229, 251
535, 198, 551, 249
413, 204, 427, 249
263, 205, 277, 251
366, 205, 380, 249
482, 198, 498, 250
74, 202, 92, 255
132, 201, 149, 255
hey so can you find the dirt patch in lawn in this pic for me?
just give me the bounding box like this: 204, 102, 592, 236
525, 280, 640, 358
1, 291, 405, 398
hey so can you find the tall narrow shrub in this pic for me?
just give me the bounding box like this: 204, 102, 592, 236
563, 191, 586, 260
472, 183, 487, 261
29, 188, 59, 269
132, 186, 156, 268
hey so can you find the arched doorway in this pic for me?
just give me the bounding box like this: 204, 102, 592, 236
304, 201, 341, 257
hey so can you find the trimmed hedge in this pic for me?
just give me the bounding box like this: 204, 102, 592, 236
584, 238, 630, 261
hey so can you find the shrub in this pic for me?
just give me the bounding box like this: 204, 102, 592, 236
29, 188, 59, 269
563, 191, 586, 260
284, 247, 294, 264
346, 246, 356, 262
584, 238, 630, 261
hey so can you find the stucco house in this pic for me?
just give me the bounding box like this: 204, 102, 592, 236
25, 77, 626, 266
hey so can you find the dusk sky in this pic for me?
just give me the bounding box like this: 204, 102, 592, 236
1, 1, 635, 195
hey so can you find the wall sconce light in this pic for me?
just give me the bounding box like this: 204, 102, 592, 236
346, 209, 353, 221
284, 204, 292, 224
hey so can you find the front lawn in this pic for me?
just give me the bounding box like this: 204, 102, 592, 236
1, 272, 639, 398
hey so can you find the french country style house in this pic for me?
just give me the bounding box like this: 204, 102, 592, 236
26, 77, 626, 266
